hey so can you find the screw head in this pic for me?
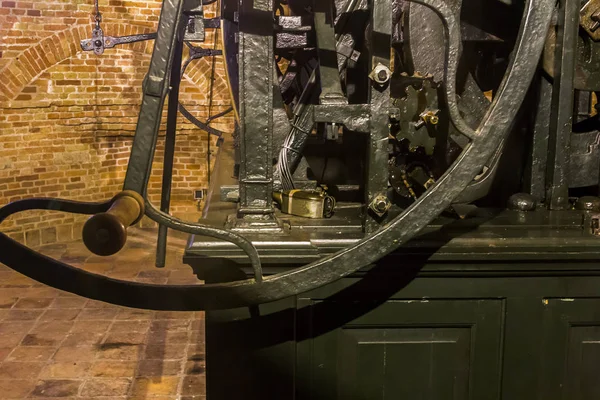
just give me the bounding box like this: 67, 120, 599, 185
94, 39, 103, 47
377, 69, 388, 81
507, 193, 536, 211
575, 196, 600, 211
376, 199, 388, 212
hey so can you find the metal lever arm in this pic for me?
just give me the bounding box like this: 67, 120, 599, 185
80, 33, 158, 53
82, 191, 145, 256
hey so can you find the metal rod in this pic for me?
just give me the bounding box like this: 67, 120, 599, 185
156, 34, 184, 268
546, 0, 578, 209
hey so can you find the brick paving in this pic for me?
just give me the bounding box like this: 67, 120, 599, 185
0, 228, 206, 399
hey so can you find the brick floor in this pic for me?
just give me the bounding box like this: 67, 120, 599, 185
0, 228, 206, 399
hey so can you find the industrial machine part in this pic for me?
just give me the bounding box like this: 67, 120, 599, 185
273, 189, 336, 219
2, 0, 595, 313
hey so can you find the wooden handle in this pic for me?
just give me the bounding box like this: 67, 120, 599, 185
82, 191, 145, 256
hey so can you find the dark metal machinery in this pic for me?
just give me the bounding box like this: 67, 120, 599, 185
1, 0, 600, 319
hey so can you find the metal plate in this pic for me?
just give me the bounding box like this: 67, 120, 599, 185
221, 0, 240, 122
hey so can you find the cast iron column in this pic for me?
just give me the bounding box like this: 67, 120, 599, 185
236, 0, 278, 227
545, 0, 578, 209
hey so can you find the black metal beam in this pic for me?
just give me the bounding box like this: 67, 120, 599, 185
365, 0, 392, 232
156, 33, 184, 268
545, 0, 578, 209
236, 0, 277, 222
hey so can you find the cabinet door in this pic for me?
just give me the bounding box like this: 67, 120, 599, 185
296, 299, 504, 400
539, 298, 600, 400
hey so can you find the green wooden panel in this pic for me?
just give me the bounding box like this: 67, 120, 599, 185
566, 327, 600, 399
336, 328, 470, 400
499, 297, 546, 399
538, 298, 600, 400
206, 268, 600, 400
297, 299, 504, 400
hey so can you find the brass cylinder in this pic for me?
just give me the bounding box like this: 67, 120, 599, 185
82, 190, 145, 256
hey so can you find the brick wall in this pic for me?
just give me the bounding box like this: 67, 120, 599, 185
0, 0, 235, 246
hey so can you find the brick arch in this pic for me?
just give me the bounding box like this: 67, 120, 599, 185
183, 55, 232, 105
0, 23, 159, 102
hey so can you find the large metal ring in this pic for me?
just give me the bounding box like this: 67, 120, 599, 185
0, 0, 553, 310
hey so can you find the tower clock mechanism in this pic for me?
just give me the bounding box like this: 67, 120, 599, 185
1, 0, 599, 311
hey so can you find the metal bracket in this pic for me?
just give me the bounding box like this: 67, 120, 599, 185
313, 104, 371, 132
90, 26, 105, 55
81, 32, 158, 52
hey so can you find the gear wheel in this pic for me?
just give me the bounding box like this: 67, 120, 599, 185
391, 73, 440, 155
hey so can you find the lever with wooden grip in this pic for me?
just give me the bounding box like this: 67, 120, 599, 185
82, 190, 145, 256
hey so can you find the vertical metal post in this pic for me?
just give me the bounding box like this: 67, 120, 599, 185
525, 76, 552, 202
365, 0, 392, 233
545, 0, 578, 209
156, 34, 184, 268
236, 0, 277, 225
313, 0, 346, 104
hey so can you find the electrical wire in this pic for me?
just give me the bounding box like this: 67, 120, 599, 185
275, 0, 360, 190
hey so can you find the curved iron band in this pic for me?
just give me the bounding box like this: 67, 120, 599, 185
178, 102, 227, 138
144, 199, 263, 282
406, 2, 509, 204
0, 198, 111, 224
0, 0, 553, 310
424, 0, 478, 140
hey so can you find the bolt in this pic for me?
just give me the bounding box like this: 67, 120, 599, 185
575, 196, 600, 211
94, 39, 103, 47
377, 69, 388, 82
376, 199, 388, 212
420, 110, 440, 126
370, 195, 390, 216
507, 193, 536, 211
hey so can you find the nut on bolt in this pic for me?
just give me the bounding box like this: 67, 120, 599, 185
421, 110, 440, 125
507, 193, 536, 211
369, 63, 392, 85
575, 196, 600, 211
369, 194, 391, 217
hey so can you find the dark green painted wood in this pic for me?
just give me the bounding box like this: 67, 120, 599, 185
297, 300, 502, 400
337, 328, 470, 400
206, 262, 600, 400
206, 297, 297, 400
499, 297, 545, 399
538, 298, 600, 400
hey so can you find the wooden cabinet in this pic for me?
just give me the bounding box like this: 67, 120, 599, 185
205, 260, 600, 400
299, 299, 503, 400
539, 299, 600, 400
